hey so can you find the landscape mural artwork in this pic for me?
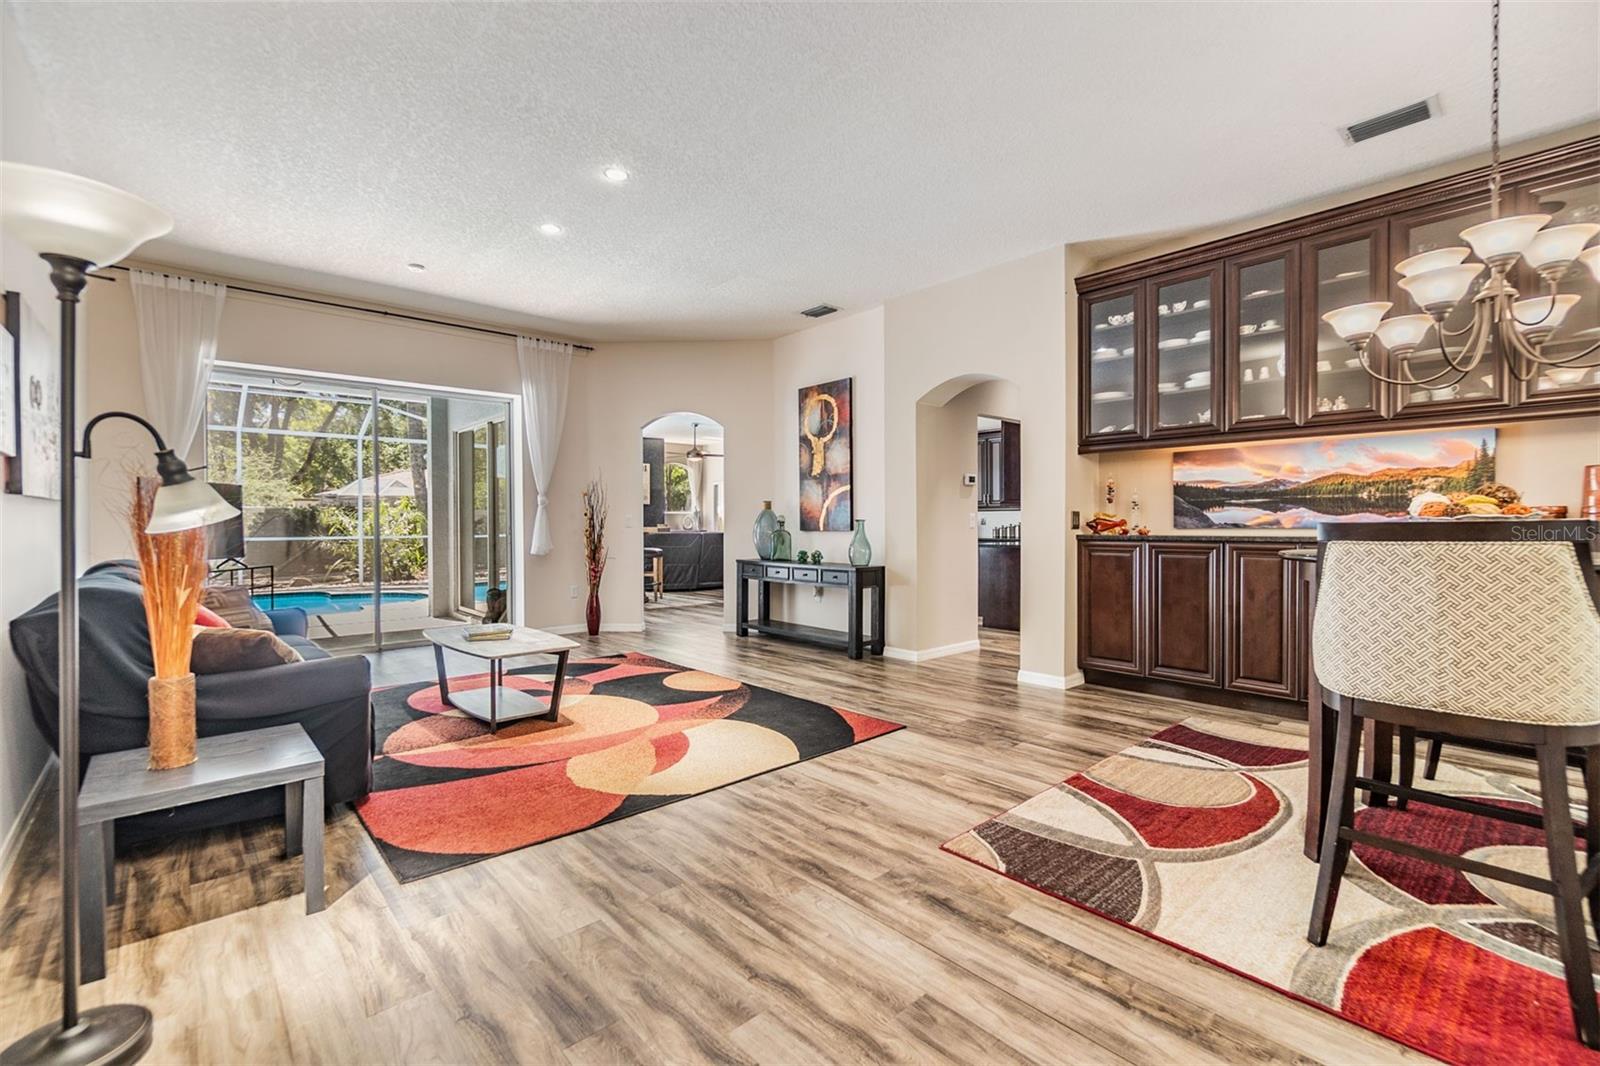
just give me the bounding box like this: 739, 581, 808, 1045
1172, 429, 1497, 530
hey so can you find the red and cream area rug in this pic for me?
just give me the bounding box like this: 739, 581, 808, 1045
356, 652, 901, 882
943, 717, 1599, 1066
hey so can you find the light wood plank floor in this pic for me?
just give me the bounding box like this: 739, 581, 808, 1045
1, 602, 1434, 1064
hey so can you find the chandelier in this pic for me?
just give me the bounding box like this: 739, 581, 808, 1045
1322, 0, 1600, 386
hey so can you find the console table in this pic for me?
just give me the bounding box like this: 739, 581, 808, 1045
734, 559, 885, 659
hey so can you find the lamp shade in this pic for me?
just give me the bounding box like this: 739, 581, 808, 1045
1394, 247, 1470, 278
1511, 294, 1580, 338
1458, 213, 1551, 265
1523, 223, 1600, 271
1581, 246, 1600, 284
1320, 301, 1392, 342
1373, 313, 1436, 355
1398, 263, 1484, 313
0, 163, 172, 265
144, 479, 240, 535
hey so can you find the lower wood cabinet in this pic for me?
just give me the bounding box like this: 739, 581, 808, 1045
1146, 542, 1222, 686
1077, 539, 1143, 674
1225, 544, 1300, 700
1078, 537, 1307, 709
978, 543, 1021, 631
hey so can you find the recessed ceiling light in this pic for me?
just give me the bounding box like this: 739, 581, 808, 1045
539, 222, 564, 236
602, 165, 629, 183
406, 262, 426, 272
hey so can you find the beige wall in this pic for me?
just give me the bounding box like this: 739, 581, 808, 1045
0, 4, 64, 876
768, 307, 885, 627
82, 270, 774, 634
881, 246, 1072, 682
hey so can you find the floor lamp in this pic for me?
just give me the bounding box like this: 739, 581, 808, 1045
0, 164, 228, 1066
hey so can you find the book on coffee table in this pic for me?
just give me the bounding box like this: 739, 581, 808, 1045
462, 624, 515, 642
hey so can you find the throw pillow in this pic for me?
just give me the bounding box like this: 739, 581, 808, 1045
194, 604, 232, 628
190, 626, 303, 674
201, 585, 274, 630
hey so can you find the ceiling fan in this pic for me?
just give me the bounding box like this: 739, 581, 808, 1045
684, 422, 723, 463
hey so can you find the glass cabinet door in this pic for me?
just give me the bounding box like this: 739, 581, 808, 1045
1082, 289, 1141, 440
1301, 225, 1387, 425
1225, 247, 1297, 431
1389, 198, 1508, 415
1148, 269, 1221, 436
1517, 173, 1600, 404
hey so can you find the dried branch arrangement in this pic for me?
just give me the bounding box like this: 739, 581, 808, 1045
128, 477, 207, 678
583, 476, 608, 590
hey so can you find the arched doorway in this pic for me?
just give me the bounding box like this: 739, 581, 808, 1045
909, 375, 1023, 660
641, 412, 727, 624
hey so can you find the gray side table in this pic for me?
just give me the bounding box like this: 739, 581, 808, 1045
76, 723, 326, 982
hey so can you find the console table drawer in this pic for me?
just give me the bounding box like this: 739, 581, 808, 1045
763, 564, 791, 580
821, 569, 850, 586
790, 566, 820, 583
738, 561, 764, 580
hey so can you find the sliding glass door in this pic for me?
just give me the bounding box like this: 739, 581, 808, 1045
455, 417, 511, 615
205, 369, 513, 651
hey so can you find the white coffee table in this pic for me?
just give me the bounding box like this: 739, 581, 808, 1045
422, 626, 580, 731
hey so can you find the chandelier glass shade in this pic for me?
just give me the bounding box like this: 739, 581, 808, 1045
1322, 0, 1600, 387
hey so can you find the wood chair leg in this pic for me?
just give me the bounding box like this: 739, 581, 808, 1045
1423, 736, 1443, 781
1537, 742, 1600, 1050
1396, 727, 1416, 812
1309, 701, 1363, 947
1586, 747, 1600, 938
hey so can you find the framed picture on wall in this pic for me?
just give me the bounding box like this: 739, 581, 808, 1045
798, 376, 852, 531
0, 319, 14, 463
4, 291, 59, 499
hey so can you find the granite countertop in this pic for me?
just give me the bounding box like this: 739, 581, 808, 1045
1074, 532, 1316, 545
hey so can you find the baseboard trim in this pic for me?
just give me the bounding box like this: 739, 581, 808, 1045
0, 756, 54, 898
542, 622, 645, 635
883, 640, 981, 663
1017, 669, 1085, 690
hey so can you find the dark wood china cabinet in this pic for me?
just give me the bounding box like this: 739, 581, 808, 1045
1075, 136, 1600, 452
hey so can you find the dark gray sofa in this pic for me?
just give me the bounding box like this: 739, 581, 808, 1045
644, 531, 723, 591
9, 561, 372, 844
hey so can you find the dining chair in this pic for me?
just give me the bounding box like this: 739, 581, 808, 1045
1307, 520, 1600, 1050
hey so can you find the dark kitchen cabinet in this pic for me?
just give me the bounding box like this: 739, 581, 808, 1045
1078, 537, 1309, 710
1077, 539, 1143, 674
978, 542, 1021, 631
1076, 136, 1600, 452
977, 421, 1022, 509
1224, 543, 1299, 700
1146, 542, 1222, 686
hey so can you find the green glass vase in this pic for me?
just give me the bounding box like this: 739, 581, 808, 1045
771, 517, 793, 561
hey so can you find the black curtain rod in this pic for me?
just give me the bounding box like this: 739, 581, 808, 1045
89, 264, 595, 351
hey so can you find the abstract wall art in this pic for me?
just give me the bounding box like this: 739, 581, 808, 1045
1173, 429, 1496, 529
798, 377, 852, 531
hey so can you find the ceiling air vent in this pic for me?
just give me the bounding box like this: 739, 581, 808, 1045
801, 304, 838, 318
1340, 96, 1439, 145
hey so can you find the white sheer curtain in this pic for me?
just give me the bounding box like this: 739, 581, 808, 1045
516, 336, 572, 555
130, 269, 227, 457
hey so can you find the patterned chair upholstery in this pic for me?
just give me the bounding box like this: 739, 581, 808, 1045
1314, 537, 1600, 726
1307, 520, 1600, 1052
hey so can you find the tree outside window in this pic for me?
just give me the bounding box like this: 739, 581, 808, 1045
664, 462, 692, 513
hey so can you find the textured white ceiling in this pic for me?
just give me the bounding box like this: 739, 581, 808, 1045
8, 1, 1598, 341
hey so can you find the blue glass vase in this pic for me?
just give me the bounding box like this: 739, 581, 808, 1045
753, 500, 778, 560
848, 519, 872, 566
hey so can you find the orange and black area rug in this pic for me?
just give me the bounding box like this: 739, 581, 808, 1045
943, 717, 1600, 1066
355, 651, 901, 882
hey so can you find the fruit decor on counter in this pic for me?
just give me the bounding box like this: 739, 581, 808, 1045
1407, 482, 1566, 519
1085, 512, 1148, 536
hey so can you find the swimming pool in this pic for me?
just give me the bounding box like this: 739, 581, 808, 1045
254, 590, 428, 614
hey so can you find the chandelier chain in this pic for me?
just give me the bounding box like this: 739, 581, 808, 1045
1490, 0, 1501, 218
